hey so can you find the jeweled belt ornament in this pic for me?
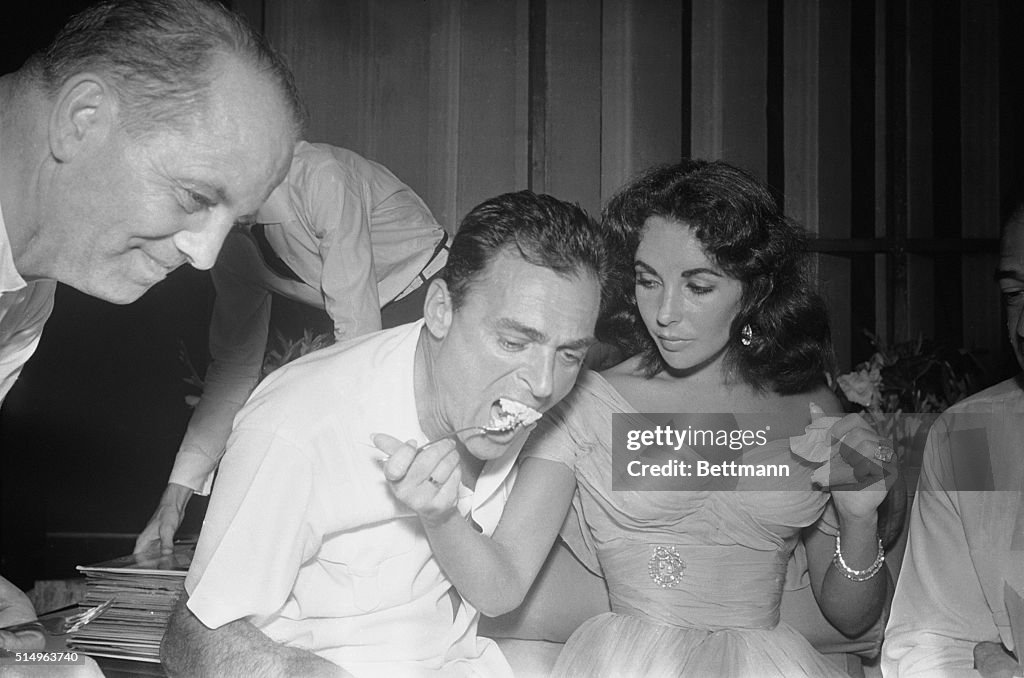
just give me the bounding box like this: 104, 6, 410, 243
648, 545, 686, 588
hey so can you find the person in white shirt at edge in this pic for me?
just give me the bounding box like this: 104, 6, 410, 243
159, 191, 613, 677
135, 141, 449, 555
882, 203, 1024, 677
0, 0, 302, 669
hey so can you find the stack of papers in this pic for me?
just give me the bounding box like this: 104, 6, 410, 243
67, 546, 192, 663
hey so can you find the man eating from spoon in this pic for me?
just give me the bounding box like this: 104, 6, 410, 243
161, 191, 613, 678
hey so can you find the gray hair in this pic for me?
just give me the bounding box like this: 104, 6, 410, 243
27, 0, 305, 139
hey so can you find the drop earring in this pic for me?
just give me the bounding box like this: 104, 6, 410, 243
741, 324, 753, 347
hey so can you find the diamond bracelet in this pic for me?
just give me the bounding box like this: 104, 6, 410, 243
832, 534, 885, 581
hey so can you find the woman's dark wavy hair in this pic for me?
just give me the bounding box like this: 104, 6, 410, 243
599, 159, 836, 394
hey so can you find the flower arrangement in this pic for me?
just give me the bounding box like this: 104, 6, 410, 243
833, 333, 984, 548
834, 333, 983, 429
835, 333, 983, 419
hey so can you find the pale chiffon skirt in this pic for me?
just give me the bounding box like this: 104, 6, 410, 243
550, 612, 849, 678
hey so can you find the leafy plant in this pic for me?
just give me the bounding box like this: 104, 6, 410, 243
834, 332, 984, 418
260, 328, 334, 379
178, 329, 335, 408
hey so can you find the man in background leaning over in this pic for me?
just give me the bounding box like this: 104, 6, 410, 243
882, 204, 1024, 677
161, 191, 612, 677
0, 0, 303, 657
136, 141, 448, 555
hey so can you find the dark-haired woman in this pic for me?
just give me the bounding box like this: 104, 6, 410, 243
390, 160, 894, 677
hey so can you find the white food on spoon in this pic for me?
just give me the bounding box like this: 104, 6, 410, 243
488, 397, 542, 432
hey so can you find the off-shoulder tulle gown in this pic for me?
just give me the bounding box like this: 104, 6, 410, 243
524, 371, 848, 678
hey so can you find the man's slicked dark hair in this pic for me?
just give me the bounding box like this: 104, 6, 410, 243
442, 190, 614, 316
27, 0, 305, 139
601, 159, 836, 394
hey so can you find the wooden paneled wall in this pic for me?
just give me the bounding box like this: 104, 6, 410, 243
233, 0, 687, 224
235, 0, 1020, 375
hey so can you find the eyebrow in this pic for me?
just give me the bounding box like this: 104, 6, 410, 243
634, 260, 724, 278
190, 179, 230, 206
634, 261, 658, 275
495, 318, 596, 351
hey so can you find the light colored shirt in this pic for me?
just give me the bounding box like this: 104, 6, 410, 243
0, 197, 56, 404
882, 377, 1024, 677
186, 321, 515, 678
170, 142, 447, 494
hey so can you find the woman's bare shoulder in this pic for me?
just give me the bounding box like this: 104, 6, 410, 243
599, 356, 648, 393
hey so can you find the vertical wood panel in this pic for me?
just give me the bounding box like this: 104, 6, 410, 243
539, 0, 602, 214
265, 1, 372, 150
527, 0, 548, 195
816, 1, 851, 239
690, 0, 769, 178
426, 0, 461, 230
905, 0, 934, 242
263, 0, 525, 227
914, 0, 944, 345
963, 254, 1002, 375
456, 1, 521, 219
885, 0, 909, 344
629, 1, 686, 169
905, 254, 934, 341
961, 1, 1003, 375
766, 0, 784, 194
873, 0, 889, 344
817, 252, 852, 371
999, 0, 1024, 219
783, 0, 854, 366
600, 0, 685, 205
600, 0, 632, 202
366, 2, 433, 197
514, 0, 531, 192
849, 0, 877, 363
690, 0, 723, 161
961, 1, 1000, 238
782, 0, 820, 233
818, 1, 853, 365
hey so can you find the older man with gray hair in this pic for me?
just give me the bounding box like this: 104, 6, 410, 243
0, 0, 303, 661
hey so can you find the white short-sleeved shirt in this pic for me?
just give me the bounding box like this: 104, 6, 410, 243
882, 377, 1024, 676
0, 197, 56, 404
186, 321, 515, 677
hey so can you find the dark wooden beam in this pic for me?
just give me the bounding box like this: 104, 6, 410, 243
809, 237, 998, 255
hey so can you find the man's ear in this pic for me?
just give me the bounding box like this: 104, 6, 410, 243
49, 74, 116, 162
423, 278, 454, 339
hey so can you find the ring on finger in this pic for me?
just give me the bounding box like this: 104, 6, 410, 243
874, 440, 895, 463
427, 475, 443, 488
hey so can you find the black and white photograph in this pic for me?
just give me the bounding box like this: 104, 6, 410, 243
1, 1, 1022, 677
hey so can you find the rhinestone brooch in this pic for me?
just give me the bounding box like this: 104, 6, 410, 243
648, 545, 686, 588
